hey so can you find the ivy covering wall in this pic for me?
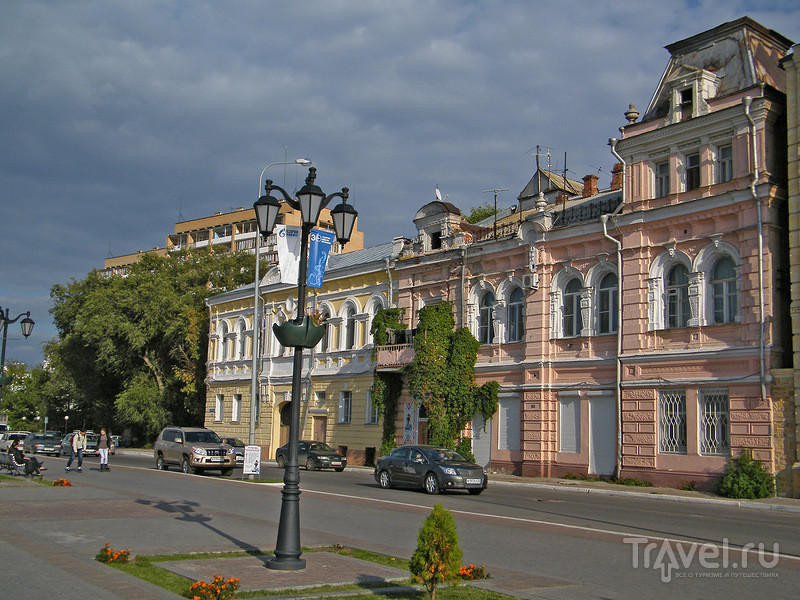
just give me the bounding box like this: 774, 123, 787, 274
370, 303, 499, 455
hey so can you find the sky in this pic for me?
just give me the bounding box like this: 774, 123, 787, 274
2, 1, 799, 368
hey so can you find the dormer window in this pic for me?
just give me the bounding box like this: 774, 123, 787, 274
679, 88, 693, 121
430, 230, 442, 250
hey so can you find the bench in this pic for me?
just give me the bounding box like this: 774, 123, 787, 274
0, 452, 26, 476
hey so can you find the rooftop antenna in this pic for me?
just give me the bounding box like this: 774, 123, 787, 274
483, 188, 509, 239
178, 198, 184, 222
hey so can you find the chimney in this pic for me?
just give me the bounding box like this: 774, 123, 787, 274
610, 163, 624, 191
582, 174, 599, 198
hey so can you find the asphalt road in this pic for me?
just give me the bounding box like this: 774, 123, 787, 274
6, 450, 800, 599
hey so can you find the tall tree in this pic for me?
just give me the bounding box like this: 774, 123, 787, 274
49, 248, 258, 439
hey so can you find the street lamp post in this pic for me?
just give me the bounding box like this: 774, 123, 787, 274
249, 159, 312, 448
254, 167, 357, 571
0, 306, 35, 403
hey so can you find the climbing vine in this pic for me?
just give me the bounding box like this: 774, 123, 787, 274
407, 302, 499, 449
371, 308, 407, 454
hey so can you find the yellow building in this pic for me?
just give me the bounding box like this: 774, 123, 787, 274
204, 239, 401, 465
102, 203, 364, 276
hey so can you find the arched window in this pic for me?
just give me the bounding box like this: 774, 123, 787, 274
666, 264, 690, 328
235, 319, 246, 359
507, 287, 524, 342
478, 292, 495, 344
345, 305, 356, 350
597, 273, 618, 334
318, 308, 330, 352
711, 257, 736, 324
563, 279, 583, 337
218, 321, 229, 362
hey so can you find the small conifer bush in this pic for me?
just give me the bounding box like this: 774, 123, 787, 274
410, 503, 463, 600
717, 450, 775, 499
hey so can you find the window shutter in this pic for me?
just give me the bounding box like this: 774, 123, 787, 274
559, 395, 580, 453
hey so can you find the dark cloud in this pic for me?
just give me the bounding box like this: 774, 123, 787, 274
1, 1, 798, 366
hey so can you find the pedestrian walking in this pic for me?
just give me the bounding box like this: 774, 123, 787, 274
97, 428, 113, 471
8, 439, 45, 477
66, 429, 86, 472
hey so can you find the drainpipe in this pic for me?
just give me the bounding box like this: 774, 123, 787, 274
461, 246, 468, 329
744, 95, 768, 404
605, 137, 626, 478
384, 258, 394, 309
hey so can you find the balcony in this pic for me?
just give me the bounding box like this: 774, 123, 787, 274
376, 344, 415, 371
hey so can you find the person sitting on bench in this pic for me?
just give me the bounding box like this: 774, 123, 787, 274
8, 439, 44, 476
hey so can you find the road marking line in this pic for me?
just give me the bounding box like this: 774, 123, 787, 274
302, 488, 800, 563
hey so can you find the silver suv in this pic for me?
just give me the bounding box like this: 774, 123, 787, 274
153, 427, 235, 475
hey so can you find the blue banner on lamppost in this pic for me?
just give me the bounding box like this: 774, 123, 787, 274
306, 229, 335, 289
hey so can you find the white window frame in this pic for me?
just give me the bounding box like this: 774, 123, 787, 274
232, 394, 241, 422
338, 391, 352, 424
478, 291, 495, 344
596, 272, 618, 335
507, 287, 524, 343
655, 160, 670, 198
684, 151, 701, 191
214, 394, 224, 422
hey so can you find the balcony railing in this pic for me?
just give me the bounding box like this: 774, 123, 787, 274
376, 343, 415, 370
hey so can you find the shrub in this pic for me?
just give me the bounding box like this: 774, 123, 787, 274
717, 450, 775, 499
455, 437, 476, 463
410, 504, 463, 600
95, 543, 131, 564
680, 481, 697, 492
52, 478, 72, 487
188, 575, 240, 600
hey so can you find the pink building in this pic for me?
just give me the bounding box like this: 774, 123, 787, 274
378, 18, 793, 490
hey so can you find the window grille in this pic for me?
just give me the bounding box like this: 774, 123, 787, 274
700, 390, 729, 455
659, 390, 687, 453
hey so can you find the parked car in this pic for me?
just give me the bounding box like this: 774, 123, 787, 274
23, 432, 61, 456
219, 437, 245, 465
0, 431, 30, 451
374, 445, 488, 495
58, 431, 98, 457
153, 427, 236, 475
275, 440, 347, 471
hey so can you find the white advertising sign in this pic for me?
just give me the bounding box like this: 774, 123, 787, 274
243, 445, 261, 476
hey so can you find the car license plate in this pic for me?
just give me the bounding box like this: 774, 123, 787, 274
466, 478, 482, 485
331, 461, 341, 466
209, 457, 223, 462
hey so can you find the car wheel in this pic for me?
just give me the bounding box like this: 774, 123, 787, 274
156, 454, 168, 471
378, 470, 392, 489
424, 472, 441, 495
221, 468, 233, 476
468, 488, 484, 495
181, 456, 191, 474
334, 467, 345, 472
306, 458, 316, 471
276, 455, 285, 468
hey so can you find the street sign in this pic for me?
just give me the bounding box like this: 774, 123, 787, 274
243, 445, 261, 477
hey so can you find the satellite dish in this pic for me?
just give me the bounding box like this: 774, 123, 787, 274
435, 187, 442, 201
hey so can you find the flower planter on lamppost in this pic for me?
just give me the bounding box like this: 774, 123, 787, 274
253, 167, 357, 571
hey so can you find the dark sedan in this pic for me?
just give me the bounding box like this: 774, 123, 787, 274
374, 445, 488, 495
23, 433, 61, 456
275, 440, 347, 471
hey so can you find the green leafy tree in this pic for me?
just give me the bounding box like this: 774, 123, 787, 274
48, 248, 258, 439
465, 202, 497, 224
410, 503, 463, 600
370, 308, 407, 454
